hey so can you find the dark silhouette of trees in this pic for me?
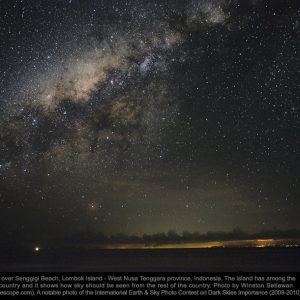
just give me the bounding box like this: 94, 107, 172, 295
56, 228, 300, 246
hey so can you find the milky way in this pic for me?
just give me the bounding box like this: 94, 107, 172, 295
0, 0, 299, 241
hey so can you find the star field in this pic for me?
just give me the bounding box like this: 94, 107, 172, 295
0, 0, 299, 242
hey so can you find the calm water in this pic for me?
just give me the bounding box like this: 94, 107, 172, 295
0, 244, 299, 272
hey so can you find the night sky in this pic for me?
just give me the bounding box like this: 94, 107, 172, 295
0, 0, 299, 243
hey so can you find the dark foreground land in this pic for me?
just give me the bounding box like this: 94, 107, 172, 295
0, 247, 300, 272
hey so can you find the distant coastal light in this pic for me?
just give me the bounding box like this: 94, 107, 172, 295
100, 239, 300, 250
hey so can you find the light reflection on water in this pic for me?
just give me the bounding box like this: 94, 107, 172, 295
100, 239, 300, 250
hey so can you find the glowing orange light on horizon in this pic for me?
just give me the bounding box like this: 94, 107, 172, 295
99, 238, 296, 250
